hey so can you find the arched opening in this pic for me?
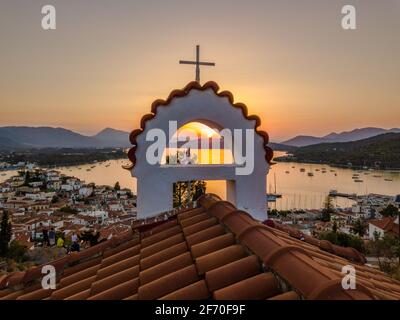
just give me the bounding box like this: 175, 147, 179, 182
161, 121, 235, 165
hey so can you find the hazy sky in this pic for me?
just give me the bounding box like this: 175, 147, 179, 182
0, 0, 399, 141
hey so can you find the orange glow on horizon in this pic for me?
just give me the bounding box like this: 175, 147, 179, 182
176, 122, 220, 139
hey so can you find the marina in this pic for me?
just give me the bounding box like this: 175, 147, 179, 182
1, 152, 399, 211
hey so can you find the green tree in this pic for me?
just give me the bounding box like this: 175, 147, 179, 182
0, 211, 12, 257
173, 180, 206, 208
78, 230, 100, 246
269, 209, 279, 217
332, 220, 338, 233
59, 206, 78, 215
114, 181, 121, 191
23, 170, 30, 186
7, 240, 28, 262
192, 180, 206, 202
367, 234, 400, 279
319, 230, 365, 253
380, 204, 399, 217
351, 219, 367, 237
321, 196, 334, 222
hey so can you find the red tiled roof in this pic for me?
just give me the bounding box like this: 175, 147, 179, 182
1, 194, 400, 300
369, 217, 399, 237
265, 219, 367, 263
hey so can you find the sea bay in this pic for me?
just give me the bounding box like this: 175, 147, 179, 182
1, 152, 399, 211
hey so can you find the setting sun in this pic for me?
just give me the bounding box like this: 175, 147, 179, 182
176, 122, 220, 139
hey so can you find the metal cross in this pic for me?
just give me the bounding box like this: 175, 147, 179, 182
179, 45, 215, 83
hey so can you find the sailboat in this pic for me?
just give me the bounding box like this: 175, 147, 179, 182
266, 173, 282, 202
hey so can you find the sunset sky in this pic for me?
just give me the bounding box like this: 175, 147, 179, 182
0, 0, 399, 141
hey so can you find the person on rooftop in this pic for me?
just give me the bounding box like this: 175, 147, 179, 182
70, 232, 80, 253
42, 225, 49, 247
71, 232, 78, 244
48, 228, 56, 247
56, 236, 64, 248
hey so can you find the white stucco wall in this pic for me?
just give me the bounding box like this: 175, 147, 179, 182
132, 87, 269, 221
368, 224, 384, 240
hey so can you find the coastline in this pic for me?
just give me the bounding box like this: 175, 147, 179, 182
273, 156, 400, 171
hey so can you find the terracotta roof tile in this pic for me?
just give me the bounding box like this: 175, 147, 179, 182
141, 220, 178, 238
16, 288, 54, 300
271, 222, 367, 263
268, 291, 300, 300
141, 225, 181, 248
140, 242, 188, 270
123, 293, 138, 300
1, 272, 25, 288
177, 208, 206, 222
0, 289, 13, 299
191, 233, 236, 259
88, 278, 139, 300
73, 241, 110, 261
139, 252, 193, 285
138, 265, 199, 300
140, 233, 185, 259
0, 290, 25, 300
96, 254, 140, 280
62, 257, 102, 277
64, 289, 91, 300
100, 244, 141, 268
90, 266, 139, 296
60, 264, 100, 288
1, 195, 399, 300
160, 280, 210, 300
50, 275, 97, 300
213, 273, 280, 300
220, 210, 257, 235
205, 255, 261, 291
195, 244, 247, 275
102, 238, 140, 258
207, 201, 237, 220
185, 224, 226, 247
182, 217, 218, 236
180, 212, 211, 228
369, 217, 399, 234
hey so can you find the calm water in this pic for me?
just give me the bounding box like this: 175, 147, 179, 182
1, 152, 399, 210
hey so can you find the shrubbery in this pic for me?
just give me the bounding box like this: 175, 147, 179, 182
319, 230, 365, 253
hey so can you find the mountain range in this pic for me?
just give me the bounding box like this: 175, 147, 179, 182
0, 126, 399, 150
0, 127, 129, 149
289, 132, 400, 168
281, 127, 400, 147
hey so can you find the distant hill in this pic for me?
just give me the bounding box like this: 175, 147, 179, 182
290, 133, 400, 168
0, 136, 23, 149
280, 135, 323, 147
92, 128, 130, 147
268, 142, 296, 152
0, 127, 99, 148
0, 126, 297, 151
282, 127, 400, 147
0, 126, 131, 149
